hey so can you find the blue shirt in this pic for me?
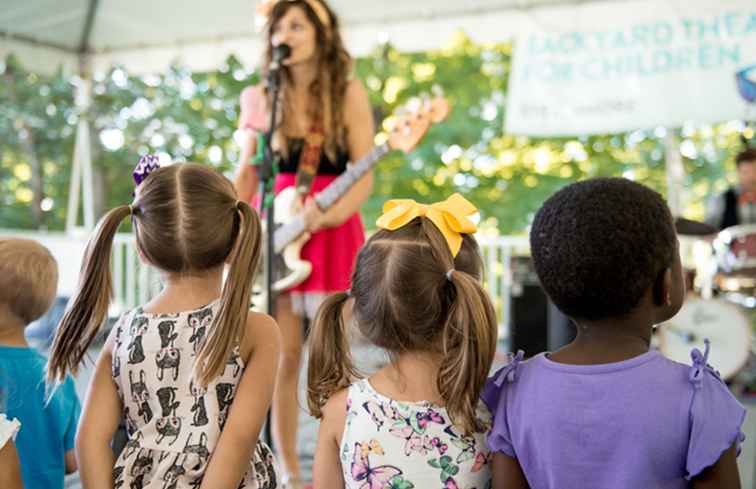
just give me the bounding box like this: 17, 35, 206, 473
0, 345, 81, 489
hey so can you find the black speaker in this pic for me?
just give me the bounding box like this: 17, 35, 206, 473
511, 283, 549, 357
509, 258, 575, 356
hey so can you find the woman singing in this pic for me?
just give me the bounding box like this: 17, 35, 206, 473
233, 1, 374, 487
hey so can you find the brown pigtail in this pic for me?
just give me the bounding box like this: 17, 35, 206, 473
306, 291, 358, 418
420, 218, 498, 435
47, 205, 131, 383
194, 201, 262, 387
439, 270, 498, 434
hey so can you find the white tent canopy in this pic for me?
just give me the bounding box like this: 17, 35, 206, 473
1, 0, 692, 232
0, 0, 626, 75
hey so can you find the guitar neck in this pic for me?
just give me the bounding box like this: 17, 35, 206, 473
273, 142, 391, 253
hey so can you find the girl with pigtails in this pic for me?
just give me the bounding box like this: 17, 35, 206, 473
307, 193, 498, 489
48, 157, 281, 489
234, 1, 374, 485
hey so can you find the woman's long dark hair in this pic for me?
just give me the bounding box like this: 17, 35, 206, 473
262, 0, 352, 160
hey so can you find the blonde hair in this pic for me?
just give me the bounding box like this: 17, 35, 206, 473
307, 218, 498, 434
262, 0, 352, 160
0, 238, 58, 325
47, 163, 262, 386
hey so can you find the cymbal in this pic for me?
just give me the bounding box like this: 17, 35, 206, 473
674, 217, 717, 236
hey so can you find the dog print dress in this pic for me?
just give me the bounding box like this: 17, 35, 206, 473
110, 300, 278, 489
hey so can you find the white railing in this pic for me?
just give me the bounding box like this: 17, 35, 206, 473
477, 235, 530, 334
0, 230, 530, 333
110, 234, 163, 317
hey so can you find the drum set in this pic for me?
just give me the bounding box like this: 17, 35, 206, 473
656, 222, 756, 382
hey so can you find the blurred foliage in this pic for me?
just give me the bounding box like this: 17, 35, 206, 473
0, 33, 751, 234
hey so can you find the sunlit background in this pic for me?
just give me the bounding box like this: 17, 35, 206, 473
2, 33, 751, 235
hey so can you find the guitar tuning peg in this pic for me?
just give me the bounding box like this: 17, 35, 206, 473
405, 97, 421, 113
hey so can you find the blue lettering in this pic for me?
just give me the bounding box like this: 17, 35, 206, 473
744, 13, 756, 34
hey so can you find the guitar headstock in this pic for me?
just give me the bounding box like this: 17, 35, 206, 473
387, 97, 451, 153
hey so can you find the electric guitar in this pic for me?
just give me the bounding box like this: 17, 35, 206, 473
267, 97, 451, 292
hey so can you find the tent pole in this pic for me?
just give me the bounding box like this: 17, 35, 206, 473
664, 129, 684, 217
65, 56, 95, 234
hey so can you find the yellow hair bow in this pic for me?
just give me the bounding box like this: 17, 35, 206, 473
376, 193, 478, 257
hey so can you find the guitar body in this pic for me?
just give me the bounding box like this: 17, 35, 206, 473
257, 97, 450, 295
271, 187, 312, 291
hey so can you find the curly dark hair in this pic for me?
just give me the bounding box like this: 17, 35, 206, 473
530, 178, 677, 321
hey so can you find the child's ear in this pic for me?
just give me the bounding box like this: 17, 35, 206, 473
651, 268, 672, 307
661, 268, 674, 306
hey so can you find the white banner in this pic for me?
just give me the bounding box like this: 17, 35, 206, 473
505, 0, 756, 136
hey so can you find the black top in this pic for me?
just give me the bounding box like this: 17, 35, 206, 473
722, 188, 739, 229
278, 138, 350, 175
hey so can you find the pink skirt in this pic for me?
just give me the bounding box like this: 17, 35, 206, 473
273, 173, 365, 306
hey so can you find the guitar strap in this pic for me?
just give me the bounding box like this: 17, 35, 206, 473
294, 122, 325, 197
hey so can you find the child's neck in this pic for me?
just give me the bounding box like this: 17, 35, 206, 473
0, 312, 29, 347
142, 268, 224, 314
550, 311, 654, 365
371, 351, 444, 405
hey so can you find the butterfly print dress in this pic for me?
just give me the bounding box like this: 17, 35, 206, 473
111, 301, 279, 488
340, 379, 492, 489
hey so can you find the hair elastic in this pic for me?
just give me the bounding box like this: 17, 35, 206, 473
446, 269, 454, 281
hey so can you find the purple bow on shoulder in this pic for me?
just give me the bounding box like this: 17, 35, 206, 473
493, 350, 525, 387
133, 154, 161, 187
689, 338, 717, 388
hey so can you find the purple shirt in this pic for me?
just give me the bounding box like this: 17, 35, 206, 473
482, 348, 746, 489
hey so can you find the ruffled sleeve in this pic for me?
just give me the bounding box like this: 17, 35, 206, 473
0, 413, 21, 449
481, 350, 524, 457
685, 340, 746, 480
238, 85, 267, 131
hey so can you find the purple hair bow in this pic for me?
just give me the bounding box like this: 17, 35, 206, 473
493, 350, 524, 387
133, 154, 160, 187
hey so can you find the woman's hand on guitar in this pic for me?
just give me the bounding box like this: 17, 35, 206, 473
302, 197, 327, 233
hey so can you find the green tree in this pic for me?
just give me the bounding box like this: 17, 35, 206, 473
0, 36, 749, 234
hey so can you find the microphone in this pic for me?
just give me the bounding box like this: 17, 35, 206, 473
269, 44, 292, 72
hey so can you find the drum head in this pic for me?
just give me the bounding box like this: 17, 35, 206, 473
714, 224, 756, 274
657, 297, 752, 379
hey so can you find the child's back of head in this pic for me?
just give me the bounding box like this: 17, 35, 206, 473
483, 178, 745, 489
0, 238, 58, 328
309, 196, 498, 433
0, 239, 80, 489
48, 162, 261, 388
530, 177, 680, 322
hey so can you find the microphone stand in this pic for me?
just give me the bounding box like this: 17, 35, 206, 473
257, 59, 284, 448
